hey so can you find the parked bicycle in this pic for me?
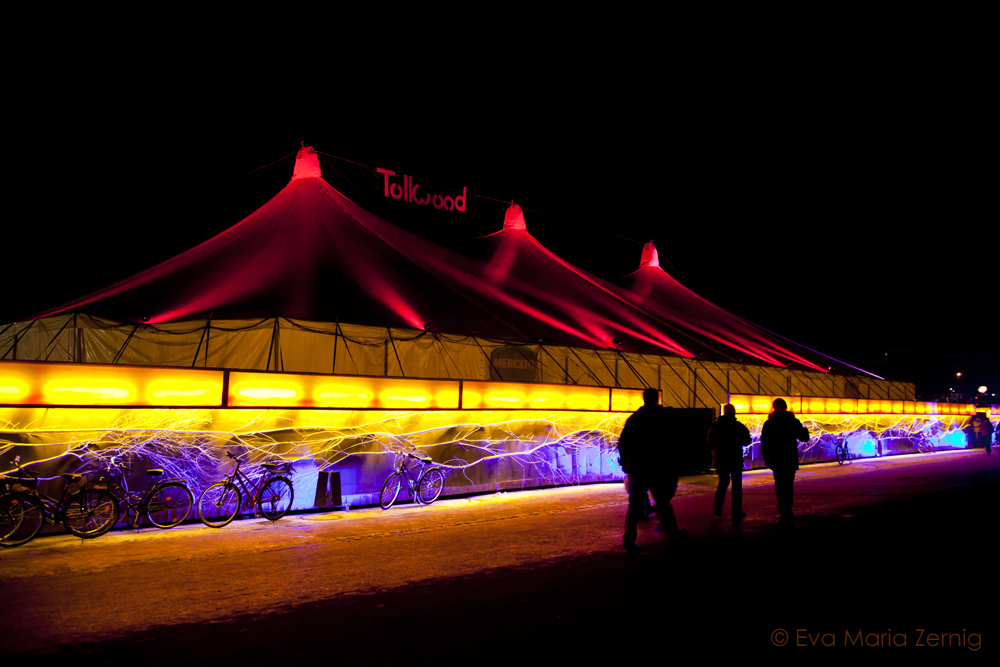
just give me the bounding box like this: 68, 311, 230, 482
197, 451, 294, 528
0, 456, 119, 547
835, 438, 854, 465
101, 457, 194, 529
379, 450, 446, 510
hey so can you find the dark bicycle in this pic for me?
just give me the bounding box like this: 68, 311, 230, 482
102, 457, 194, 529
0, 456, 119, 547
835, 438, 854, 465
197, 451, 294, 528
379, 450, 446, 510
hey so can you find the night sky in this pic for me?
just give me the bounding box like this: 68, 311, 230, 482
5, 62, 996, 403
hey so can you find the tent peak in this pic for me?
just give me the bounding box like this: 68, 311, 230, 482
503, 202, 527, 231
291, 143, 322, 181
639, 241, 659, 268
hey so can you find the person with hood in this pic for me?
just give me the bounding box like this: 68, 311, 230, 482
760, 398, 810, 522
709, 403, 752, 521
617, 388, 688, 553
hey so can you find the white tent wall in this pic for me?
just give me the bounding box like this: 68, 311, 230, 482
3, 315, 914, 405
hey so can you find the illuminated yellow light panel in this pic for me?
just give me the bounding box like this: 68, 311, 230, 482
728, 393, 976, 416
0, 361, 646, 412
228, 372, 460, 410
0, 361, 223, 406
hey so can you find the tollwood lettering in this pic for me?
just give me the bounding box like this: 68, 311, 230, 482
377, 168, 467, 212
789, 628, 981, 650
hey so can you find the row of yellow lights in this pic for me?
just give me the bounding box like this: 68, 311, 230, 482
0, 361, 646, 412
728, 394, 977, 416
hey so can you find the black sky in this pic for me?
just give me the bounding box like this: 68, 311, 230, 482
5, 50, 996, 402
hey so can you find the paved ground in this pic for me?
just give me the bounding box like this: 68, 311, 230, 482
1, 449, 996, 662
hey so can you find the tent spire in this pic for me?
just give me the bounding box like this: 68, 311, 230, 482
291, 142, 322, 181
639, 241, 659, 268
503, 201, 527, 231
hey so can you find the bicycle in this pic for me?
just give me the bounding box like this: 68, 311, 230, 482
0, 456, 119, 547
102, 457, 194, 529
197, 451, 295, 528
379, 450, 446, 510
835, 438, 854, 465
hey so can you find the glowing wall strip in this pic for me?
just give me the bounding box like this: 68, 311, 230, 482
727, 393, 976, 416
0, 361, 646, 412
0, 361, 224, 407
228, 372, 461, 410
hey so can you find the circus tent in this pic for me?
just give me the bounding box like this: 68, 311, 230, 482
2, 145, 912, 407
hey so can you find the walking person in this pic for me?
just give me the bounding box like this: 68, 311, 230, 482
617, 388, 688, 554
709, 403, 752, 521
967, 412, 995, 455
760, 398, 809, 522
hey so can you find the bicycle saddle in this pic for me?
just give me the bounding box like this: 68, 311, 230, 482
146, 469, 164, 476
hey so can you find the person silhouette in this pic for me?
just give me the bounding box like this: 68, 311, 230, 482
967, 412, 995, 455
618, 388, 688, 553
709, 403, 752, 521
760, 398, 809, 522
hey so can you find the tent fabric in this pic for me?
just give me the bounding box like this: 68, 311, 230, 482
617, 242, 867, 376
14, 145, 885, 387
31, 147, 747, 361
0, 313, 916, 409
38, 148, 525, 339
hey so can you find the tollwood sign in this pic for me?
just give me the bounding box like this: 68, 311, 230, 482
377, 168, 467, 212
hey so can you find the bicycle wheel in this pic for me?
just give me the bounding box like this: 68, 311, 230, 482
146, 482, 194, 528
63, 489, 119, 538
0, 493, 44, 547
256, 477, 294, 521
416, 468, 445, 505
836, 446, 846, 465
379, 473, 401, 510
198, 482, 241, 528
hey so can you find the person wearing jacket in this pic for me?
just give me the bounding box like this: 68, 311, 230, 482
617, 388, 688, 553
709, 403, 752, 521
760, 398, 810, 522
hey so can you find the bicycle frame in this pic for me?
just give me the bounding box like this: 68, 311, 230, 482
1, 456, 120, 544
835, 439, 853, 465
379, 450, 445, 510
197, 452, 294, 528
4, 465, 86, 525
221, 454, 292, 513
104, 462, 182, 528
394, 459, 423, 499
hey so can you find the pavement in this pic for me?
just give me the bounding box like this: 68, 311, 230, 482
1, 449, 996, 662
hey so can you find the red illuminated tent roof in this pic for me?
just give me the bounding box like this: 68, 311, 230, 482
38, 146, 526, 338
36, 146, 866, 372
616, 242, 869, 374
432, 205, 712, 356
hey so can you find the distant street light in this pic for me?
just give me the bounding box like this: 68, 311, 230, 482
978, 385, 988, 394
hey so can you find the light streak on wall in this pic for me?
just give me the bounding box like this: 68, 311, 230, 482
1, 362, 990, 515
735, 412, 986, 469
0, 407, 627, 509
